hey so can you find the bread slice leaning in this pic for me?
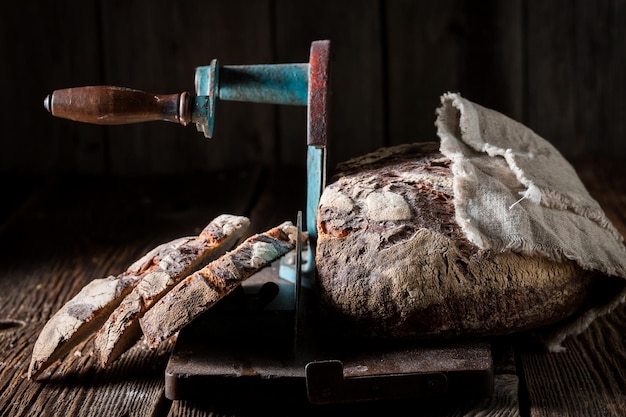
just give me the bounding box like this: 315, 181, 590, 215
28, 214, 249, 379
94, 214, 250, 367
140, 221, 298, 348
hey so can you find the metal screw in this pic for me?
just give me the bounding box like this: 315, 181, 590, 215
319, 386, 332, 398
428, 378, 441, 391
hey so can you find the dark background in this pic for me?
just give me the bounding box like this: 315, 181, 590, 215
1, 0, 624, 176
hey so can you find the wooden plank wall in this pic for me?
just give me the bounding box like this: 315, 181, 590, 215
1, 0, 624, 175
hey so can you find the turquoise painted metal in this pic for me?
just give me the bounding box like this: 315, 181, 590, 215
306, 146, 325, 239
44, 40, 331, 242
193, 61, 309, 138
44, 41, 331, 290
219, 64, 309, 105
193, 40, 331, 242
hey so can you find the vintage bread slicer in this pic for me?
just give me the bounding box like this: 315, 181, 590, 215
44, 40, 493, 405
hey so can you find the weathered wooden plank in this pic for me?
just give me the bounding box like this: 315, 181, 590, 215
519, 160, 626, 417
3, 0, 625, 177
273, 0, 385, 174
605, 1, 626, 160
526, 0, 626, 160
99, 0, 276, 175
0, 241, 174, 417
0, 1, 106, 174
385, 0, 524, 147
0, 169, 262, 417
385, 0, 462, 146
520, 305, 626, 417
0, 175, 55, 235
458, 0, 524, 121
525, 0, 581, 157
573, 0, 626, 160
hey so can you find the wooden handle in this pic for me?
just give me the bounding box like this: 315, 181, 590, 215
44, 86, 191, 125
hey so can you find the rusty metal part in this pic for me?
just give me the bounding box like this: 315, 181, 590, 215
165, 302, 494, 405
305, 40, 331, 236
307, 40, 331, 148
164, 256, 493, 405
304, 340, 493, 404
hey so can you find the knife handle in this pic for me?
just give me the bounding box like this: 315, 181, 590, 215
44, 86, 192, 126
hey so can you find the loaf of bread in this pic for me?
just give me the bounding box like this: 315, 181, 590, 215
28, 237, 191, 380
315, 142, 598, 340
29, 214, 249, 379
94, 214, 250, 367
140, 221, 299, 348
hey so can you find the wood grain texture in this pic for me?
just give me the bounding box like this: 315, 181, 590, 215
0, 169, 262, 417
519, 160, 626, 417
99, 0, 276, 175
0, 1, 106, 173
385, 0, 524, 147
164, 166, 521, 417
273, 0, 385, 173
0, 239, 174, 417
2, 1, 625, 174
1, 161, 624, 416
525, 0, 626, 160
520, 305, 626, 417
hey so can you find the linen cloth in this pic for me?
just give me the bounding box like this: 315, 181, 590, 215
435, 92, 626, 350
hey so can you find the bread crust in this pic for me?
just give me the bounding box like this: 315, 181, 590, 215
29, 214, 250, 379
28, 237, 186, 379
94, 214, 250, 367
140, 222, 298, 348
316, 142, 594, 339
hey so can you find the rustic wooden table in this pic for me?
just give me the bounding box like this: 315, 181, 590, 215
1, 161, 625, 417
